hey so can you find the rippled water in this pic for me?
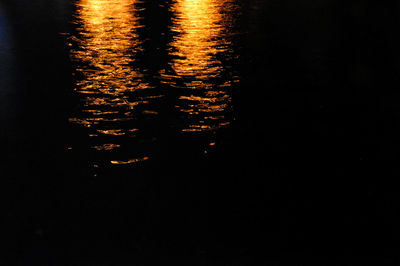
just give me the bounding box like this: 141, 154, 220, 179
68, 0, 240, 167
163, 0, 239, 132
69, 0, 154, 165
4, 1, 400, 263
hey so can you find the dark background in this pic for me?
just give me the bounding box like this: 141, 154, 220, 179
1, 0, 400, 265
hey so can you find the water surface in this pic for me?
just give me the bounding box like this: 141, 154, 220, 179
68, 0, 241, 169
4, 1, 399, 264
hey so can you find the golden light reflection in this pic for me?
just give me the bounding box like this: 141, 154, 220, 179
69, 0, 154, 164
111, 157, 149, 165
73, 0, 143, 95
163, 0, 238, 132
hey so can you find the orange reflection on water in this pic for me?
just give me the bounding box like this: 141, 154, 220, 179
72, 0, 144, 100
165, 0, 237, 132
111, 156, 149, 165
69, 0, 152, 163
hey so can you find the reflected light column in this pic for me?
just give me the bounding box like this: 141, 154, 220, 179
69, 0, 152, 165
164, 0, 238, 133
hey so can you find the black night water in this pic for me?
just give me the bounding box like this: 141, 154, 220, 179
1, 0, 400, 265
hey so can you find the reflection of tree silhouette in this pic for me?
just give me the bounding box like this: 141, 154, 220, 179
135, 0, 174, 75
134, 0, 184, 154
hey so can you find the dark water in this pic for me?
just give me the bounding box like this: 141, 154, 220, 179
1, 0, 400, 265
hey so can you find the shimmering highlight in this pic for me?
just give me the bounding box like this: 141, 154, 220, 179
163, 0, 238, 132
69, 0, 157, 164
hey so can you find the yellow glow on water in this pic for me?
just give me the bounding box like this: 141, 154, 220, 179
73, 0, 144, 98
69, 0, 152, 164
171, 0, 227, 79
68, 0, 239, 165
111, 157, 149, 165
92, 143, 121, 151
166, 0, 237, 132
